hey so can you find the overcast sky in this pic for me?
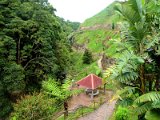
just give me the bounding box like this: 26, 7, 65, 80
48, 0, 117, 23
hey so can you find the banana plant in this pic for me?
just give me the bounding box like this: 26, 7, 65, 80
133, 92, 160, 119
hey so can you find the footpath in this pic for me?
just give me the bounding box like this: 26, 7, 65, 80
78, 100, 116, 120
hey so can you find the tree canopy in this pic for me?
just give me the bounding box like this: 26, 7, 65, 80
0, 0, 78, 118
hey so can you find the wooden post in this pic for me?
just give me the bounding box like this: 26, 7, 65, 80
104, 83, 106, 94
91, 90, 94, 100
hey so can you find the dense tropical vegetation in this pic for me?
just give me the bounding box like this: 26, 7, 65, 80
1, 0, 160, 120
0, 0, 80, 119
105, 0, 160, 119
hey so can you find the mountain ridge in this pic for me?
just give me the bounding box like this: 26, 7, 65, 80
81, 1, 123, 27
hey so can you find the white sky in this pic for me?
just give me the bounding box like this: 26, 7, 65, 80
48, 0, 117, 23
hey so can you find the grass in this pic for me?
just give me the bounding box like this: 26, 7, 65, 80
75, 29, 120, 54
69, 51, 100, 81
70, 2, 122, 83
110, 108, 138, 120
56, 107, 94, 120
81, 1, 122, 27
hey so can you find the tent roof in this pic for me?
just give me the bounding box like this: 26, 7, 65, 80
76, 74, 102, 89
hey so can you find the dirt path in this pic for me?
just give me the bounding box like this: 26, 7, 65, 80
77, 100, 116, 120
97, 55, 103, 70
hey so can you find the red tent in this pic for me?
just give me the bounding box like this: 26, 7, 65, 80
76, 74, 102, 89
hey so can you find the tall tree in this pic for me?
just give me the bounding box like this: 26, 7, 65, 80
0, 0, 72, 118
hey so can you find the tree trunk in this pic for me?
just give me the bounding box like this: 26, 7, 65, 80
149, 80, 152, 91
64, 101, 68, 119
140, 65, 145, 94
104, 83, 106, 94
155, 75, 160, 91
139, 43, 145, 94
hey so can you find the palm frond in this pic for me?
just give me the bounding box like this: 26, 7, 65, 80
152, 101, 160, 109
134, 92, 160, 104
111, 86, 137, 101
106, 49, 143, 84
134, 102, 153, 115
145, 110, 160, 120
117, 86, 136, 97
133, 92, 160, 115
146, 34, 160, 49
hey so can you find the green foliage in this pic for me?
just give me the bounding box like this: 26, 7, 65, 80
0, 82, 12, 118
69, 51, 100, 81
66, 20, 80, 31
3, 63, 25, 92
57, 107, 94, 120
105, 0, 160, 92
81, 1, 122, 27
42, 78, 70, 100
0, 0, 74, 117
115, 106, 129, 120
58, 18, 80, 37
145, 110, 160, 120
105, 1, 160, 120
134, 92, 160, 115
82, 49, 93, 64
114, 86, 137, 99
10, 93, 56, 120
0, 0, 72, 91
75, 29, 119, 54
105, 39, 144, 85
42, 78, 82, 100
57, 97, 106, 120
134, 92, 160, 104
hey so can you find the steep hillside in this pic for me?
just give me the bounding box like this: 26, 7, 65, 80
73, 1, 122, 54
81, 1, 122, 27
69, 1, 123, 80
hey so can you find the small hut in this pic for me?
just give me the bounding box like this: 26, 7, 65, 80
76, 74, 102, 99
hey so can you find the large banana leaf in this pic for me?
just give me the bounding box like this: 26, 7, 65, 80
145, 110, 160, 120
134, 92, 160, 104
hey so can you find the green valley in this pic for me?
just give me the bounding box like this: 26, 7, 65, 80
1, 0, 160, 120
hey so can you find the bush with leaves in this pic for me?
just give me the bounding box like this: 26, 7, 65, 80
0, 83, 12, 119
10, 93, 56, 120
115, 106, 129, 120
82, 49, 93, 64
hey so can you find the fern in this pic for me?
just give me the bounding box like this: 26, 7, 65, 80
42, 78, 64, 99
42, 78, 82, 100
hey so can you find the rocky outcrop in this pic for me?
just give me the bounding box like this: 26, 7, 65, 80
98, 53, 115, 70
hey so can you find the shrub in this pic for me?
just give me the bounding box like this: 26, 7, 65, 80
0, 82, 13, 119
0, 96, 12, 119
82, 49, 93, 64
10, 93, 57, 120
115, 106, 129, 120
